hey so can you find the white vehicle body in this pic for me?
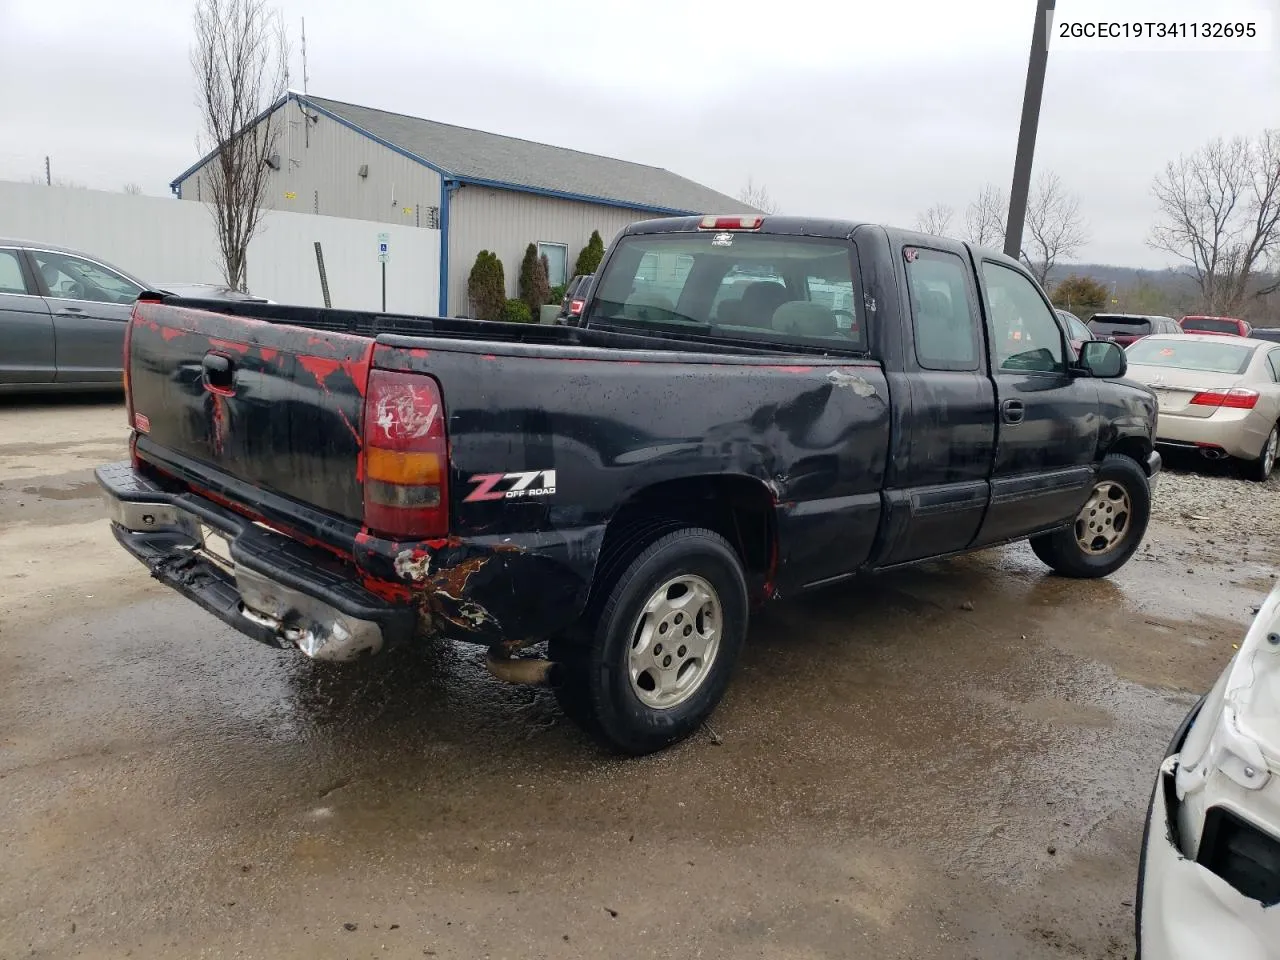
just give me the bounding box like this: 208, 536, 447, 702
1138, 582, 1280, 958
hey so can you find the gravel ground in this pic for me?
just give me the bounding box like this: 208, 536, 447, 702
1153, 456, 1280, 531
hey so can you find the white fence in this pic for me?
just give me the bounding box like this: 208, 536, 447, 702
0, 181, 440, 314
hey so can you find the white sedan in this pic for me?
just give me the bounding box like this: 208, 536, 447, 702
1125, 335, 1280, 481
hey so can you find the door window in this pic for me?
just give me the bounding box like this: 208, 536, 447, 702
1268, 351, 1280, 383
905, 247, 980, 370
32, 251, 143, 305
0, 250, 29, 295
982, 262, 1065, 373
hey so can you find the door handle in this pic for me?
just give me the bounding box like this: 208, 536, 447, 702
201, 352, 235, 396
1001, 399, 1025, 424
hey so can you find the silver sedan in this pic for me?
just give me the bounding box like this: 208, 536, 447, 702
1125, 334, 1280, 481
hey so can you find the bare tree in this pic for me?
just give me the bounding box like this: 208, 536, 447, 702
28, 174, 86, 189
1149, 129, 1280, 315
1021, 172, 1088, 287
914, 202, 955, 237
737, 176, 781, 215
122, 182, 143, 195
964, 183, 1007, 248
192, 0, 289, 291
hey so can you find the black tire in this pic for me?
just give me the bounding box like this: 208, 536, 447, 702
551, 527, 748, 755
1029, 453, 1150, 579
1241, 423, 1278, 482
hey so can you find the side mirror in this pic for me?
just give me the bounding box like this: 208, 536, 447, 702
1079, 340, 1126, 378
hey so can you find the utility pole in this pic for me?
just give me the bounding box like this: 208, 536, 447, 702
1004, 0, 1055, 260
300, 17, 312, 148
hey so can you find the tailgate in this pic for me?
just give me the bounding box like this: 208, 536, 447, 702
128, 300, 373, 520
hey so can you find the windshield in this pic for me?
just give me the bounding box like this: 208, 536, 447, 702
1182, 317, 1241, 334
1126, 338, 1255, 375
1088, 315, 1151, 337
586, 232, 865, 351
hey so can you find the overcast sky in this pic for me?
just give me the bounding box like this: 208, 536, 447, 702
1, 0, 1276, 268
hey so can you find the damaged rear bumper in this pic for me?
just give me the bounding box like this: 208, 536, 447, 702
97, 461, 415, 661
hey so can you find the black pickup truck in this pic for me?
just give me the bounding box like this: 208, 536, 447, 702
98, 215, 1159, 753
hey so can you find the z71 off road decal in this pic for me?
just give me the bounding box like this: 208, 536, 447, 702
464, 470, 557, 502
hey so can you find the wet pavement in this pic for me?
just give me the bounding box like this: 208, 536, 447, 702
1, 397, 1275, 959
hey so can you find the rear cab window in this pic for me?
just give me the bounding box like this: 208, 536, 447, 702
1182, 317, 1243, 334
586, 230, 865, 352
1088, 315, 1152, 337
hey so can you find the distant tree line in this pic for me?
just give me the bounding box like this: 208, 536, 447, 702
913, 127, 1280, 324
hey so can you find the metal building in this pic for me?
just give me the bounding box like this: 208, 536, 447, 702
170, 93, 750, 316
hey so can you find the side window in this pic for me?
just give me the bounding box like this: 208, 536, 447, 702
981, 262, 1065, 374
905, 247, 980, 371
33, 251, 142, 305
0, 250, 29, 295
1269, 351, 1280, 384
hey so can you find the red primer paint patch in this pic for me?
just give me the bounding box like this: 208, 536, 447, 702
160, 326, 184, 341
210, 394, 227, 455
362, 575, 414, 602
345, 342, 374, 396
259, 348, 279, 363
764, 365, 814, 373
208, 338, 250, 354
297, 355, 342, 387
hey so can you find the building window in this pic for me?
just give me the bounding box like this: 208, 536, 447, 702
538, 242, 568, 286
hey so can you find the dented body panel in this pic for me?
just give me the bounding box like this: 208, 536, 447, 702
106, 216, 1158, 659
1138, 584, 1280, 958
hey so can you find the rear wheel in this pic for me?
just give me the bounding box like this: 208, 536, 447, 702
1242, 424, 1278, 482
551, 527, 748, 755
1030, 453, 1150, 578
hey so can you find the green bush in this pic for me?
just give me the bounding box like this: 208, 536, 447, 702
518, 243, 552, 311
549, 283, 567, 304
467, 250, 506, 321
573, 230, 605, 277
501, 298, 534, 323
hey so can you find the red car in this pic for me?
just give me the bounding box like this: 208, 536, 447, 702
1179, 315, 1252, 337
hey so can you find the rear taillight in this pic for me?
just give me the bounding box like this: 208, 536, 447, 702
697, 215, 764, 230
362, 369, 449, 539
569, 298, 585, 316
122, 315, 134, 419
122, 315, 141, 468
1190, 388, 1260, 409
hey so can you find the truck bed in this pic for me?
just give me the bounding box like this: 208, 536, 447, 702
123, 295, 891, 651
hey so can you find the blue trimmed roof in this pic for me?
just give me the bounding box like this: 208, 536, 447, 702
173, 93, 753, 215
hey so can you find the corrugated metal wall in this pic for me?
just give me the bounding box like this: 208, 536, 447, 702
446, 186, 661, 315
175, 104, 442, 228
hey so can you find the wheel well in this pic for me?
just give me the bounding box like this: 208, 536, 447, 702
592, 475, 777, 602
1106, 434, 1151, 467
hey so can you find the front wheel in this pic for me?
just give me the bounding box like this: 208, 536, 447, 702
1242, 424, 1278, 482
551, 527, 748, 755
1030, 453, 1151, 578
